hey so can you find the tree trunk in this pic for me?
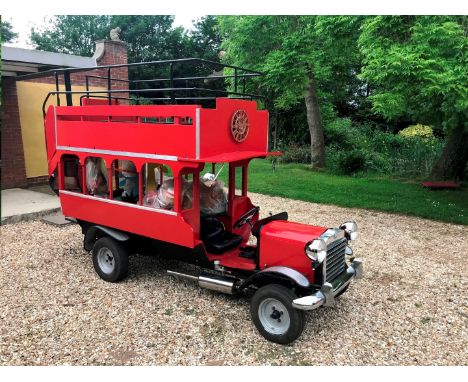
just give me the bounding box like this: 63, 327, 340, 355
304, 67, 326, 168
430, 125, 468, 180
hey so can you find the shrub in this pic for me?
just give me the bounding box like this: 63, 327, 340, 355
280, 118, 443, 178
324, 118, 356, 149
398, 124, 434, 139
281, 145, 311, 164
336, 149, 368, 175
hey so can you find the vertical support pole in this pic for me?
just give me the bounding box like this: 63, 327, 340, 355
114, 160, 119, 194
170, 63, 174, 88
58, 157, 64, 191
234, 68, 238, 93
242, 76, 246, 96
211, 163, 216, 174
107, 68, 112, 105
55, 71, 61, 106
173, 170, 181, 213
108, 161, 114, 200
169, 63, 175, 104
193, 171, 199, 211
242, 164, 248, 196
192, 171, 200, 235
81, 160, 87, 195
138, 165, 143, 206
228, 163, 235, 217
64, 71, 73, 106
85, 76, 90, 99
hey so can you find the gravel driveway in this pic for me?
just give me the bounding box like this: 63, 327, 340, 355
1, 192, 467, 365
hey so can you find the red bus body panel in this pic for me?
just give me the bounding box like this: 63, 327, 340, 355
259, 221, 327, 282
60, 191, 198, 248
199, 98, 268, 158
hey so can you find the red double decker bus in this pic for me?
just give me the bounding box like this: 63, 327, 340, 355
21, 59, 362, 344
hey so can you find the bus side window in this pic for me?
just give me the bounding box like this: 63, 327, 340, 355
142, 163, 174, 210
85, 156, 108, 198
61, 154, 82, 193
182, 173, 194, 210
111, 160, 138, 203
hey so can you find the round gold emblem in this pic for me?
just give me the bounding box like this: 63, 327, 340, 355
230, 110, 249, 143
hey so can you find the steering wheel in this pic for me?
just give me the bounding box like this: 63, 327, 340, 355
233, 206, 260, 229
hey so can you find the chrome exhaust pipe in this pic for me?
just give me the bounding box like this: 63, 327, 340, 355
198, 272, 235, 294
167, 270, 236, 294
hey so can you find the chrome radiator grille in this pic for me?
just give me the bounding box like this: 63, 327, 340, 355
325, 237, 347, 282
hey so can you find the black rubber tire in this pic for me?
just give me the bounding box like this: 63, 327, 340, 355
92, 237, 129, 282
250, 284, 305, 345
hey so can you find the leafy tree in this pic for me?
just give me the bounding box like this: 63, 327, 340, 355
31, 16, 111, 56
218, 16, 363, 168
188, 16, 222, 61
30, 15, 222, 97
110, 16, 181, 63
1, 18, 18, 43
359, 16, 468, 179
30, 15, 220, 65
109, 16, 188, 85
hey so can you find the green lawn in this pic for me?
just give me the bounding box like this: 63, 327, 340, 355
237, 160, 467, 225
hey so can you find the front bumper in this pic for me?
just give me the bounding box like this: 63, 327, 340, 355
292, 258, 363, 310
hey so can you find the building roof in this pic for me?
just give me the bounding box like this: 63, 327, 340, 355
1, 46, 96, 77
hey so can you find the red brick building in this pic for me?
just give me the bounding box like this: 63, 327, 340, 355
1, 39, 128, 189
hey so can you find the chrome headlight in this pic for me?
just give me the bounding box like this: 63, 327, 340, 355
340, 221, 358, 241
305, 239, 327, 263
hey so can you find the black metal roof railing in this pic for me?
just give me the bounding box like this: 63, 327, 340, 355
15, 58, 264, 116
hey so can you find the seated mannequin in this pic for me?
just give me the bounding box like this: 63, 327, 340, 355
86, 157, 108, 198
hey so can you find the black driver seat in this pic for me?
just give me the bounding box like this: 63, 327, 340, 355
200, 217, 242, 254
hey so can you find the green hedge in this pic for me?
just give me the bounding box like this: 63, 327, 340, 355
279, 118, 443, 177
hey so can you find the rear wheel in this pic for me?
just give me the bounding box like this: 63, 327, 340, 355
250, 284, 305, 344
92, 237, 129, 282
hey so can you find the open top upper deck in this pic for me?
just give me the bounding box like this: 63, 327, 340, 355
17, 58, 274, 170
44, 97, 270, 168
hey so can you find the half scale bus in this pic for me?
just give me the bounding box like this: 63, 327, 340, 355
19, 58, 363, 344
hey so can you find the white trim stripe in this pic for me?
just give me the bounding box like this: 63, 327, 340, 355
59, 190, 178, 216
54, 106, 58, 148
56, 146, 178, 161
266, 112, 269, 151
195, 108, 200, 160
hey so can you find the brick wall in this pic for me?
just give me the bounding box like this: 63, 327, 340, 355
24, 40, 129, 102
26, 175, 49, 186
1, 40, 128, 189
1, 77, 28, 189
94, 40, 129, 101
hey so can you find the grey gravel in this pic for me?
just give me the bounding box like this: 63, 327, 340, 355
1, 192, 467, 365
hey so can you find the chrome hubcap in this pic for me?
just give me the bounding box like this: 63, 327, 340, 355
258, 298, 290, 335
97, 247, 115, 274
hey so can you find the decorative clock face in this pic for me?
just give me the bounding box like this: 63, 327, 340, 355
230, 110, 249, 143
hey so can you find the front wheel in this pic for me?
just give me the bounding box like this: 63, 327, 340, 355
92, 236, 129, 282
250, 284, 305, 344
